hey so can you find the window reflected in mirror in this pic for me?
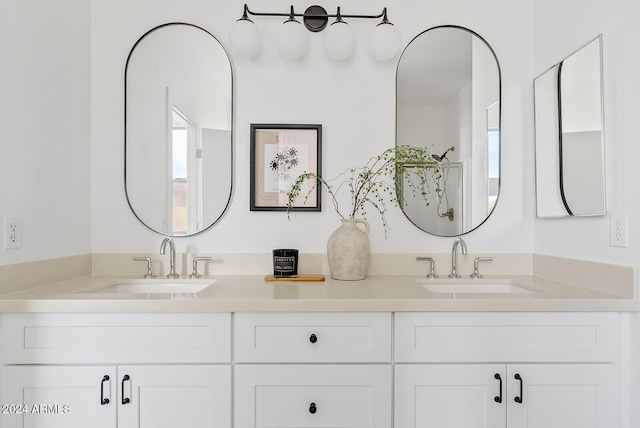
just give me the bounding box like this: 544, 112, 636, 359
487, 102, 500, 215
171, 107, 192, 235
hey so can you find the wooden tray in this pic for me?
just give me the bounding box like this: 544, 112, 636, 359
264, 274, 325, 282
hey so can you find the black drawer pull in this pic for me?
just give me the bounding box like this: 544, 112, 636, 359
100, 375, 110, 405
122, 374, 131, 405
494, 373, 502, 403
309, 333, 318, 344
309, 402, 317, 414
514, 374, 523, 403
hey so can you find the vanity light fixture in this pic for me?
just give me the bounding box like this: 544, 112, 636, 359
276, 6, 309, 59
228, 4, 400, 61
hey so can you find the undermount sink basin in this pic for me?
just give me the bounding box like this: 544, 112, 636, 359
417, 279, 536, 294
79, 279, 216, 295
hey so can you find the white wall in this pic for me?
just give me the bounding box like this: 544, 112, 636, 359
533, 0, 640, 266
7, 0, 637, 266
0, 1, 91, 265
90, 0, 535, 256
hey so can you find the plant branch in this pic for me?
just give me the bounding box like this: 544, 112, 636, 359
286, 145, 442, 237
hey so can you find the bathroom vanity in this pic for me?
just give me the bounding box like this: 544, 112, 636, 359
0, 272, 632, 428
0, 311, 622, 428
1, 313, 231, 428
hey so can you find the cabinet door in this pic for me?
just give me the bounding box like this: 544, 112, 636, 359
235, 364, 392, 428
507, 364, 619, 428
117, 365, 230, 428
1, 366, 116, 428
395, 364, 506, 428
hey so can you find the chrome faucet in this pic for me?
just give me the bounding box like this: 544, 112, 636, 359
449, 237, 467, 278
416, 256, 438, 278
470, 257, 493, 279
189, 257, 212, 279
160, 238, 180, 279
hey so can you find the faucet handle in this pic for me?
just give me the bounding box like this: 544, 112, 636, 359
470, 257, 493, 279
133, 257, 156, 279
189, 257, 212, 279
416, 257, 439, 278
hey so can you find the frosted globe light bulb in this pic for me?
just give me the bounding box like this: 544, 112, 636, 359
277, 19, 309, 59
369, 22, 401, 61
324, 21, 355, 61
228, 17, 262, 57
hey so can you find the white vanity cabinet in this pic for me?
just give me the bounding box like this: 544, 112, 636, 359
2, 365, 116, 428
117, 365, 230, 428
0, 313, 232, 428
394, 312, 621, 428
0, 310, 625, 428
395, 364, 504, 427
234, 312, 393, 428
504, 364, 618, 428
2, 365, 230, 428
395, 363, 618, 428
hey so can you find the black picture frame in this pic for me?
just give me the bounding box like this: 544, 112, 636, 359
250, 123, 322, 211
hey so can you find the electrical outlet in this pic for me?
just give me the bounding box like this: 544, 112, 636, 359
4, 217, 21, 249
609, 214, 628, 248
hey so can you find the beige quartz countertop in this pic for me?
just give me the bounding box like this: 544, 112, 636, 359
0, 274, 637, 312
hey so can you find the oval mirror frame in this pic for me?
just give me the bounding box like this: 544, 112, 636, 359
396, 25, 501, 236
125, 23, 233, 236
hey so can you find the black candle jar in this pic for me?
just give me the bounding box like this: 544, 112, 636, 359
272, 249, 299, 277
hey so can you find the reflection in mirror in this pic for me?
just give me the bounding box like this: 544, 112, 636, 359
125, 23, 233, 236
396, 26, 501, 236
534, 36, 605, 217
534, 65, 564, 216
486, 102, 500, 214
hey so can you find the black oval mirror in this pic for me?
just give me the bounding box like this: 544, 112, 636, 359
125, 23, 233, 236
396, 26, 501, 236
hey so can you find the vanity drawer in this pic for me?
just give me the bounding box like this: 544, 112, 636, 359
234, 312, 391, 362
2, 313, 231, 364
235, 364, 392, 428
395, 312, 619, 363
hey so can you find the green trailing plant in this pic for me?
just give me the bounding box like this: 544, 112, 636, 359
286, 145, 442, 236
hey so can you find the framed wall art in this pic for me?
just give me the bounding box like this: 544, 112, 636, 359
250, 123, 322, 211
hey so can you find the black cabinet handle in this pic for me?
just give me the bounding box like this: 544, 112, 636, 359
100, 375, 110, 405
121, 374, 131, 405
309, 334, 318, 344
514, 374, 523, 403
494, 373, 502, 403
309, 402, 317, 414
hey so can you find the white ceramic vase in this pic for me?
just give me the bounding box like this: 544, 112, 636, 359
327, 219, 370, 281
